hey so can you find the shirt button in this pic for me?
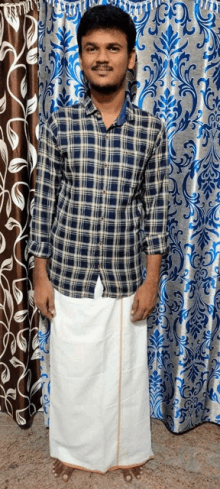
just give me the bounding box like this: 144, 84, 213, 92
99, 242, 103, 246
98, 264, 101, 269
97, 111, 101, 118
103, 190, 106, 194
106, 134, 109, 139
101, 217, 104, 221
104, 163, 107, 167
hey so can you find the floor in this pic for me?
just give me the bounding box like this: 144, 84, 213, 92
0, 412, 219, 489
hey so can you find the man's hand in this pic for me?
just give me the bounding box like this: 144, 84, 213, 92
34, 257, 55, 320
131, 279, 158, 322
34, 277, 55, 320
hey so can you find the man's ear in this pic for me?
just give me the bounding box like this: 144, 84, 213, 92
128, 48, 136, 71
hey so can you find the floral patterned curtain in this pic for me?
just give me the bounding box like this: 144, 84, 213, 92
0, 0, 42, 425
38, 0, 220, 431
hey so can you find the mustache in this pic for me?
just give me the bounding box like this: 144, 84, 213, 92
92, 65, 113, 71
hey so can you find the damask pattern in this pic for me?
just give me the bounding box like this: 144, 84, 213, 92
0, 3, 41, 424
38, 0, 220, 431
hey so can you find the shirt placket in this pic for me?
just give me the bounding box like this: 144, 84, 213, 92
97, 115, 110, 276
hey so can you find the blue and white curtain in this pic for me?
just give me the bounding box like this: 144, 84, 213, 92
38, 0, 220, 431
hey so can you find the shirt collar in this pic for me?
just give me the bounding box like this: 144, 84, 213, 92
83, 91, 135, 125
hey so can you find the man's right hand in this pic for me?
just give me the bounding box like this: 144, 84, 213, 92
33, 256, 55, 320
34, 277, 55, 320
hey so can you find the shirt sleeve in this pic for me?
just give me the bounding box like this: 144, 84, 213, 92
141, 123, 169, 255
27, 115, 62, 257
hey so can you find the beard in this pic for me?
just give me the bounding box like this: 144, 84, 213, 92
89, 82, 120, 95
88, 70, 127, 95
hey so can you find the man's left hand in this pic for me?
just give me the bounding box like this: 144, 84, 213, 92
131, 280, 158, 322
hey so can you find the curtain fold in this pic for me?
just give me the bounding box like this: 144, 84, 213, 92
0, 1, 41, 425
38, 0, 220, 431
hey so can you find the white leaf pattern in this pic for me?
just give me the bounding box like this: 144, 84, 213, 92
0, 41, 14, 62
5, 217, 18, 230
28, 142, 37, 171
12, 183, 25, 211
21, 74, 27, 98
1, 365, 10, 384
28, 289, 35, 307
7, 388, 16, 400
30, 378, 42, 398
10, 338, 16, 356
10, 356, 24, 369
26, 94, 38, 116
6, 195, 11, 217
13, 282, 23, 305
5, 399, 13, 417
32, 333, 39, 351
26, 47, 38, 65
16, 412, 26, 425
4, 7, 20, 32
9, 158, 27, 173
14, 310, 28, 323
35, 124, 39, 140
6, 123, 19, 150
28, 255, 35, 269
0, 232, 6, 254
5, 290, 13, 315
0, 91, 6, 114
1, 257, 13, 272
31, 348, 41, 361
26, 16, 38, 49
0, 139, 8, 165
17, 329, 28, 352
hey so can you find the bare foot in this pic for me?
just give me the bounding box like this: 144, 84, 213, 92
52, 459, 75, 482
131, 465, 144, 479
121, 468, 132, 482
121, 464, 144, 483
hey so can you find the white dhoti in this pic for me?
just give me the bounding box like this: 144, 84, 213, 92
50, 277, 153, 473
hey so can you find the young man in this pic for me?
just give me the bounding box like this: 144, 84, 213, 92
28, 5, 168, 484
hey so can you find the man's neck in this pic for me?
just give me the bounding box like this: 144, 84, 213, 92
91, 88, 126, 119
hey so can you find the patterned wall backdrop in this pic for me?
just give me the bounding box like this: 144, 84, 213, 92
38, 0, 220, 431
0, 0, 41, 425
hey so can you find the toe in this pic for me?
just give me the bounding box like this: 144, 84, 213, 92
53, 460, 64, 477
121, 469, 132, 482
131, 466, 143, 480
62, 467, 75, 482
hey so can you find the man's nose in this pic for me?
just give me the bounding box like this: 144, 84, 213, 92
96, 48, 109, 62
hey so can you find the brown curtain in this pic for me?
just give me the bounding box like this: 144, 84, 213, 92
0, 0, 41, 425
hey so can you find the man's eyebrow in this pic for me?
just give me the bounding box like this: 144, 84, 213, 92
107, 43, 123, 48
84, 42, 123, 48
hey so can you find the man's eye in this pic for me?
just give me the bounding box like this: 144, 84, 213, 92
109, 47, 119, 52
86, 47, 96, 52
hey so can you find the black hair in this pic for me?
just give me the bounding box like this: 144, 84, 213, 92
77, 5, 136, 54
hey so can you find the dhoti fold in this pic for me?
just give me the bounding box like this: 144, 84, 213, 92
50, 277, 153, 473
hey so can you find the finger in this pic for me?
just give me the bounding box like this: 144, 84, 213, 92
47, 293, 55, 318
132, 309, 149, 322
36, 303, 50, 318
131, 297, 139, 315
132, 308, 146, 322
48, 306, 55, 318
35, 300, 54, 320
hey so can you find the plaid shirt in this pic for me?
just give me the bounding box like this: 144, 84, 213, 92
28, 93, 169, 298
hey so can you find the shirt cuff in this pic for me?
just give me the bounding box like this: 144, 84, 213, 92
27, 240, 52, 258
141, 234, 168, 255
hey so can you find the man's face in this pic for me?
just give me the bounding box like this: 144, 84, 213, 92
80, 28, 135, 95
